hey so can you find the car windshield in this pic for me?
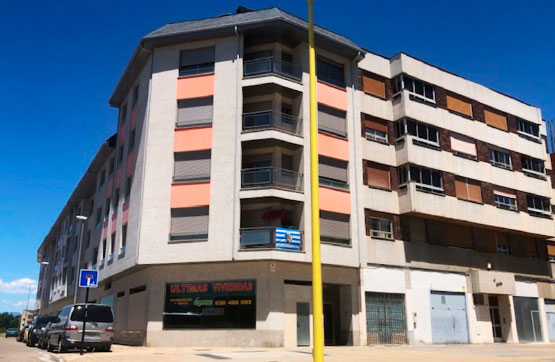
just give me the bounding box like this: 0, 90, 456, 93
70, 305, 113, 323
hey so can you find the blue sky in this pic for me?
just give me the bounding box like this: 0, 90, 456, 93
0, 0, 554, 312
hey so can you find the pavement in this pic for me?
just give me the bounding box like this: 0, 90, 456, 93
2, 337, 555, 362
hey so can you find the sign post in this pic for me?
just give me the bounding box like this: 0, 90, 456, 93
78, 269, 98, 355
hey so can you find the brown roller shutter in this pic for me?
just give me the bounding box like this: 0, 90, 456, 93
367, 164, 390, 190
547, 244, 555, 256
409, 217, 426, 242
363, 115, 388, 133
467, 180, 482, 203
446, 94, 473, 117
455, 178, 468, 199
485, 109, 508, 131
363, 74, 386, 99
445, 223, 474, 249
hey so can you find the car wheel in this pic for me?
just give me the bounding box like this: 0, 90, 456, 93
47, 341, 54, 352
57, 337, 67, 353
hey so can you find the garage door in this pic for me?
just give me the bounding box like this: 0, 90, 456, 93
365, 292, 407, 344
430, 291, 469, 344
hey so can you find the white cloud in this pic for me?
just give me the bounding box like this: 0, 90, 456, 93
0, 278, 37, 294
14, 299, 35, 308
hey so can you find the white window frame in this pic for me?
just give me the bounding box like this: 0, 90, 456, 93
398, 164, 444, 193
522, 156, 546, 177
365, 128, 387, 143
527, 195, 551, 216
494, 194, 517, 211
370, 218, 393, 240
517, 118, 540, 141
396, 118, 439, 147
489, 148, 512, 170
394, 74, 436, 104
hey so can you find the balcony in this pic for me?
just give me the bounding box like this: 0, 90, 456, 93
244, 58, 302, 82
241, 167, 303, 192
243, 111, 302, 136
240, 227, 302, 251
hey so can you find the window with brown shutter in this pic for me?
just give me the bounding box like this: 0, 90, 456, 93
445, 223, 474, 249
362, 73, 386, 99
548, 244, 555, 262
366, 163, 391, 190
446, 94, 473, 118
455, 177, 482, 203
362, 114, 388, 143
484, 109, 508, 131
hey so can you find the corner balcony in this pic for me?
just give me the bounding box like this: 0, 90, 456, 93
243, 111, 302, 136
241, 167, 303, 192
240, 227, 302, 251
244, 58, 302, 82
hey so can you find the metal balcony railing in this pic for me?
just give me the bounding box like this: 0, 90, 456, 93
240, 227, 302, 251
242, 111, 302, 136
243, 58, 302, 81
241, 167, 303, 191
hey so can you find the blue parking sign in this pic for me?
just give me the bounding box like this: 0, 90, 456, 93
79, 269, 98, 288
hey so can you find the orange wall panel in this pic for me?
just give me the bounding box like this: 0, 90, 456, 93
319, 186, 351, 214
171, 182, 211, 208
174, 127, 213, 152
317, 81, 347, 111
177, 74, 215, 100
318, 132, 349, 161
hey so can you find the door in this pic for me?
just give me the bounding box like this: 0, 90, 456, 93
296, 302, 310, 346
365, 292, 407, 344
546, 300, 555, 342
430, 291, 469, 344
513, 297, 542, 342
323, 303, 334, 346
488, 296, 503, 342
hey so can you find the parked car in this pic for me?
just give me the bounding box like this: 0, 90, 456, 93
27, 315, 57, 347
47, 304, 114, 353
37, 322, 53, 349
5, 328, 19, 338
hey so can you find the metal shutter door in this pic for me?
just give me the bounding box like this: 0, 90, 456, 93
170, 207, 209, 235
180, 47, 215, 67
319, 156, 348, 182
174, 151, 211, 180
318, 104, 346, 136
177, 97, 213, 127
430, 291, 469, 344
320, 211, 349, 239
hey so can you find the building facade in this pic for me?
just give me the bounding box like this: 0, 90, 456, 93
36, 7, 555, 347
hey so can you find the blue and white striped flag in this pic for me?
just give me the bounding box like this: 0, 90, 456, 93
275, 227, 301, 251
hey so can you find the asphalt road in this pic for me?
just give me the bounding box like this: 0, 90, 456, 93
0, 337, 60, 362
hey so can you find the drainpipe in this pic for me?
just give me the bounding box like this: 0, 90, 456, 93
351, 51, 364, 269
231, 26, 241, 260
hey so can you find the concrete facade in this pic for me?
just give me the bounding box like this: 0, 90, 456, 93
35, 7, 555, 347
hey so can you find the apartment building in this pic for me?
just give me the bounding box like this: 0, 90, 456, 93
35, 7, 555, 347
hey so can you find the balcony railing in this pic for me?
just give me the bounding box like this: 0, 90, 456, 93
242, 111, 302, 136
241, 167, 303, 191
240, 227, 302, 251
243, 58, 302, 81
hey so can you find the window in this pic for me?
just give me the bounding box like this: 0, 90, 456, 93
366, 162, 391, 190
118, 145, 124, 165
362, 115, 388, 143
362, 72, 386, 99
526, 194, 551, 217
177, 97, 213, 128
446, 94, 472, 118
105, 199, 110, 217
320, 211, 350, 245
398, 164, 443, 194
174, 150, 211, 182
318, 104, 347, 137
120, 103, 127, 124
98, 169, 106, 189
450, 133, 477, 159
128, 129, 136, 151
179, 47, 215, 77
496, 232, 509, 255
497, 244, 509, 255
522, 156, 545, 177
101, 239, 107, 261
489, 148, 512, 169
394, 74, 435, 104
370, 218, 393, 240
547, 244, 555, 263
121, 224, 127, 254
484, 109, 508, 131
517, 118, 540, 140
108, 158, 115, 175
125, 176, 132, 200
132, 85, 139, 108
455, 177, 482, 203
319, 156, 348, 189
395, 119, 439, 147
473, 294, 485, 306
110, 232, 116, 259
95, 208, 102, 227
494, 190, 517, 210
317, 57, 345, 88
113, 189, 119, 210
170, 206, 209, 242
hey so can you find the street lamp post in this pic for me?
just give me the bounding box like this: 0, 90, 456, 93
73, 215, 88, 304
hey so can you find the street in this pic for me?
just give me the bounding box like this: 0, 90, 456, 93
2, 337, 555, 362
0, 338, 60, 362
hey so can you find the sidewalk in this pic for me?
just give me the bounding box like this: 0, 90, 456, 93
58, 344, 555, 362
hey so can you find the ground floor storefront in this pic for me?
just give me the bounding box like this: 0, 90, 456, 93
361, 265, 555, 345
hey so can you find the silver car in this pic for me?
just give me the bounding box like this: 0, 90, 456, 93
47, 303, 114, 353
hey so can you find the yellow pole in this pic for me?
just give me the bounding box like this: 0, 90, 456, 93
308, 1, 324, 361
